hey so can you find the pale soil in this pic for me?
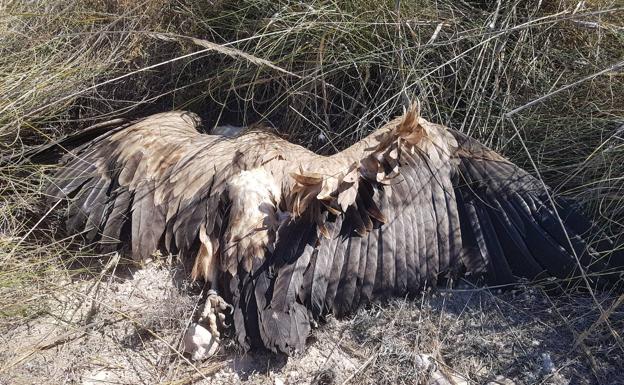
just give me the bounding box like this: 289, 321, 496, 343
1, 262, 621, 385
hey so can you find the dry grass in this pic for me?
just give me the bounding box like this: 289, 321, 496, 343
1, 0, 623, 383
339, 288, 624, 384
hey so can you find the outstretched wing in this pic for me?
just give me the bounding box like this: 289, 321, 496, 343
45, 111, 291, 281
250, 107, 623, 355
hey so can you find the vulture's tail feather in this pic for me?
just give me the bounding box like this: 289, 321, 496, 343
229, 272, 258, 351
234, 217, 317, 355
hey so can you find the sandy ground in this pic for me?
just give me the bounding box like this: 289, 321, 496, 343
1, 261, 622, 385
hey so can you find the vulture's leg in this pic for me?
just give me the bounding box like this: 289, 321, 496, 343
198, 289, 233, 339
183, 288, 233, 361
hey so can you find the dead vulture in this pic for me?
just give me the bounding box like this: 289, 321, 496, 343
46, 105, 622, 355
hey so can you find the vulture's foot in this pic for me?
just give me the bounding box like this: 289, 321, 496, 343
199, 289, 233, 338
182, 290, 233, 360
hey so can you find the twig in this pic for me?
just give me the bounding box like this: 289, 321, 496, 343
148, 32, 298, 78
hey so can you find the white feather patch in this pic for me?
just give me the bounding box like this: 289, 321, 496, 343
224, 168, 282, 273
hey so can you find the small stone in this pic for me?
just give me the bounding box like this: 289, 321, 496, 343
486, 375, 516, 385
413, 353, 436, 372
274, 377, 285, 385
82, 370, 116, 385
541, 353, 556, 373
182, 323, 219, 361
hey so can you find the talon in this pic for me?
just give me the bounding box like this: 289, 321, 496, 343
197, 290, 233, 344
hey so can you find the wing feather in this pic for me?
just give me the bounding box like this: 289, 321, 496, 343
359, 223, 380, 303
416, 156, 440, 284
304, 216, 343, 318
352, 227, 369, 309
387, 178, 408, 295
486, 197, 545, 278
334, 230, 362, 316
132, 181, 164, 261
324, 224, 350, 313
377, 188, 396, 295
100, 188, 133, 251
83, 177, 113, 240
427, 157, 452, 278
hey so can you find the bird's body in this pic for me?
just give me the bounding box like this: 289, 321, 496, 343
46, 107, 622, 355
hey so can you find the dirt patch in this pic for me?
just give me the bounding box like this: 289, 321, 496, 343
1, 263, 622, 385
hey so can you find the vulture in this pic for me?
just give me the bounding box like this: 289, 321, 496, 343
45, 105, 622, 356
